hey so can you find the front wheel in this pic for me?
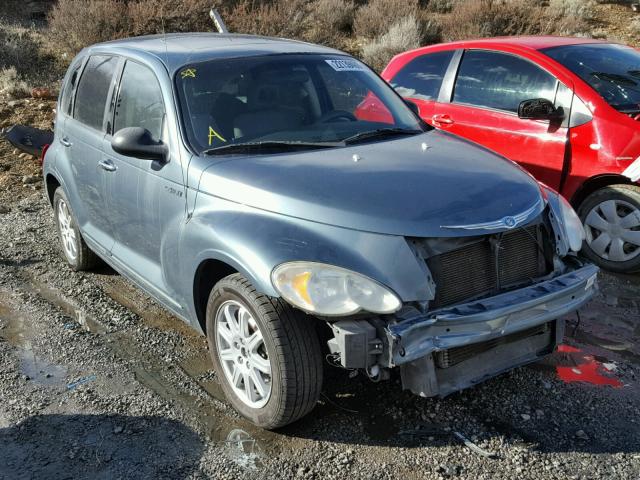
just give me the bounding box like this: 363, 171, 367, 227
205, 274, 323, 429
578, 184, 640, 273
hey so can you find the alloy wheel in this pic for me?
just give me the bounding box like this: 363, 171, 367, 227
584, 199, 640, 262
57, 199, 78, 261
214, 300, 272, 408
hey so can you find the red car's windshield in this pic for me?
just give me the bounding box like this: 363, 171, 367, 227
543, 43, 640, 114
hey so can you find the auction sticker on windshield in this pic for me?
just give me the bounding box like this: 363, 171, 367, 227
325, 59, 367, 72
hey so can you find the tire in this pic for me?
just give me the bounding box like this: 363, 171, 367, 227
52, 187, 100, 271
205, 273, 323, 429
578, 184, 640, 273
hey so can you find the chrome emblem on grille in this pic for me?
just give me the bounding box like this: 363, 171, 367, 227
502, 216, 516, 228
441, 199, 542, 231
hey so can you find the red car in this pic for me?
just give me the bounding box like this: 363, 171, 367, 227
382, 36, 640, 273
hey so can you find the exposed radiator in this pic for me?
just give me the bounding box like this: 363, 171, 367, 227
426, 225, 549, 309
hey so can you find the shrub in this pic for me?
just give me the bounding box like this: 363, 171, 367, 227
354, 0, 420, 40
306, 0, 357, 47
0, 20, 60, 88
425, 0, 456, 13
0, 1, 25, 21
547, 0, 595, 20
49, 0, 216, 56
362, 16, 422, 71
0, 66, 30, 98
48, 0, 130, 56
543, 0, 595, 35
127, 0, 214, 37
222, 0, 311, 40
440, 0, 545, 41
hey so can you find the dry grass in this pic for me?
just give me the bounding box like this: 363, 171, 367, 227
0, 66, 30, 98
0, 20, 60, 94
48, 0, 130, 56
306, 0, 357, 48
354, 0, 420, 40
440, 0, 546, 41
127, 0, 214, 37
425, 0, 456, 14
0, 0, 26, 21
544, 0, 596, 35
222, 0, 311, 40
49, 0, 217, 56
362, 16, 423, 71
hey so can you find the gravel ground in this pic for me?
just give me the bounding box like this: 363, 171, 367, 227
1, 176, 640, 478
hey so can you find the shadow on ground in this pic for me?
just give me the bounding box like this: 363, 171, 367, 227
0, 414, 205, 480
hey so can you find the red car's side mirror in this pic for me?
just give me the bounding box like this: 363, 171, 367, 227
518, 98, 564, 121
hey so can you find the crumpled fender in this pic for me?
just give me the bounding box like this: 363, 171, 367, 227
178, 192, 434, 323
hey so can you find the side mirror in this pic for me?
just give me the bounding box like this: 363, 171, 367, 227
111, 127, 168, 161
518, 98, 564, 121
404, 98, 420, 116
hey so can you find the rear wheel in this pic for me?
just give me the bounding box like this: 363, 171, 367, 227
206, 273, 323, 429
52, 187, 100, 271
578, 185, 640, 273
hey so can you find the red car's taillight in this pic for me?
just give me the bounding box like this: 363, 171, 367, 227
40, 143, 50, 167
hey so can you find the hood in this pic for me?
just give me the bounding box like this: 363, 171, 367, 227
196, 130, 544, 237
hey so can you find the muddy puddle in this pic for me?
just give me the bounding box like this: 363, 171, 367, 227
1, 275, 275, 469
109, 331, 271, 469
26, 275, 107, 334
0, 291, 68, 387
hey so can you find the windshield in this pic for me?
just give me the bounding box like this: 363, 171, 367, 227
175, 54, 424, 154
543, 43, 640, 113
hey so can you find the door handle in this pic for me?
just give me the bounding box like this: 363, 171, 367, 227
98, 159, 117, 172
59, 137, 72, 147
432, 114, 454, 126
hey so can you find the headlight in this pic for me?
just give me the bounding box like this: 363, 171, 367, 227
271, 262, 402, 316
558, 195, 585, 252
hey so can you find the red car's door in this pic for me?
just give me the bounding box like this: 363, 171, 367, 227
426, 50, 571, 191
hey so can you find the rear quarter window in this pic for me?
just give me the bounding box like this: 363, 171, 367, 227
389, 51, 454, 101
73, 55, 118, 130
60, 59, 84, 116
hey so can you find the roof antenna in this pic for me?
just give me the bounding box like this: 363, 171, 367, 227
209, 8, 228, 33
160, 4, 169, 57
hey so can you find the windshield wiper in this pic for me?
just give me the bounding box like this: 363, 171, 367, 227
590, 71, 637, 87
342, 128, 423, 145
203, 140, 342, 155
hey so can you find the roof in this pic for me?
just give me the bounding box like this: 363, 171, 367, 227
88, 33, 343, 72
425, 35, 609, 51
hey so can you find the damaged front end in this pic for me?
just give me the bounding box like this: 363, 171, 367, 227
327, 202, 599, 398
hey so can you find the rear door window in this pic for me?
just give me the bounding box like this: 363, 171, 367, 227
73, 55, 118, 130
389, 51, 454, 101
453, 50, 557, 113
113, 61, 165, 140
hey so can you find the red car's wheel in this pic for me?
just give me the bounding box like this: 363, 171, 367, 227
579, 185, 640, 273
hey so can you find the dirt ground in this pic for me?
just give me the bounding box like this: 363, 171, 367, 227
0, 103, 639, 479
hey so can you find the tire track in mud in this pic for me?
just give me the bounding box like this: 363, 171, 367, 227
0, 265, 280, 471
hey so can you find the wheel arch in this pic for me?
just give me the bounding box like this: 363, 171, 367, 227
191, 255, 278, 334
45, 173, 61, 206
570, 174, 634, 209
